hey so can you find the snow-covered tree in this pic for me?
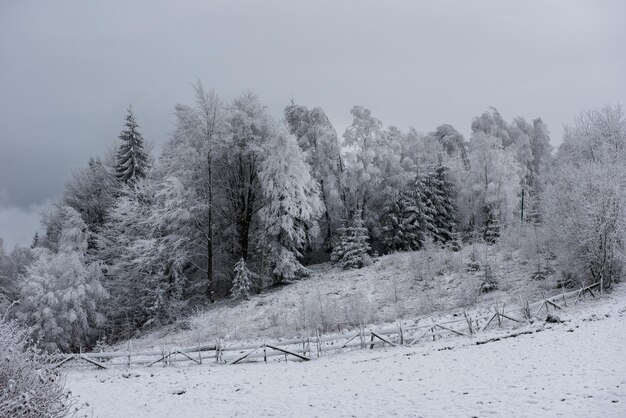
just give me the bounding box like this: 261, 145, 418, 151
342, 106, 383, 221
544, 105, 626, 288
380, 189, 424, 253
61, 157, 118, 249
157, 82, 225, 301
482, 205, 500, 244
331, 211, 371, 269
218, 92, 274, 268
115, 106, 149, 184
284, 102, 344, 247
460, 132, 521, 236
97, 179, 186, 335
259, 129, 323, 283
231, 258, 252, 299
17, 207, 107, 352
426, 164, 457, 244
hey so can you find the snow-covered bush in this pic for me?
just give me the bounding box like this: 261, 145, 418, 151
0, 320, 72, 418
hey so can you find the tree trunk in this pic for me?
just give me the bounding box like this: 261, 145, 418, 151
207, 154, 214, 302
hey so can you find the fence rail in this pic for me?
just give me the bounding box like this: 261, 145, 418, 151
55, 282, 601, 369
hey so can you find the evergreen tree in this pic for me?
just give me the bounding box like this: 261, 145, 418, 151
483, 205, 500, 244
259, 129, 323, 284
115, 106, 149, 184
417, 171, 438, 240
429, 164, 457, 244
17, 207, 108, 352
231, 258, 252, 299
331, 211, 371, 269
381, 189, 424, 253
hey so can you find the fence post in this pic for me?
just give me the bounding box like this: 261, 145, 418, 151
396, 320, 404, 345
464, 310, 473, 335
263, 343, 267, 363
359, 324, 365, 350
127, 341, 132, 368
495, 305, 501, 327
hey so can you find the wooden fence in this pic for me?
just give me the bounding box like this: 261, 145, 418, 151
55, 282, 601, 369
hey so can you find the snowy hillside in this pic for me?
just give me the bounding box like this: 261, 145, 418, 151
67, 284, 626, 417
117, 239, 555, 350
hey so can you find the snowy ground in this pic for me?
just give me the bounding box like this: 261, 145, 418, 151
67, 286, 626, 417
124, 239, 559, 351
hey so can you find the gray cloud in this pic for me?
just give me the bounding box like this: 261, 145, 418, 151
1, 0, 625, 246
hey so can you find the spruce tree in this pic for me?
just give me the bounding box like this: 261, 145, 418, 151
430, 164, 457, 244
330, 210, 371, 269
416, 171, 437, 241
419, 166, 458, 245
483, 205, 500, 244
115, 106, 149, 184
381, 189, 424, 253
231, 258, 252, 299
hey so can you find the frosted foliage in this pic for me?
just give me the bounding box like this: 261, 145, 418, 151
544, 105, 626, 287
259, 129, 323, 282
381, 189, 424, 252
460, 132, 521, 230
97, 180, 186, 332
17, 207, 107, 352
0, 320, 71, 418
331, 211, 371, 269
115, 107, 149, 184
62, 157, 117, 234
231, 258, 252, 299
284, 103, 344, 244
342, 107, 413, 228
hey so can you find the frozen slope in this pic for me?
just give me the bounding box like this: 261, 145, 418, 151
68, 287, 626, 417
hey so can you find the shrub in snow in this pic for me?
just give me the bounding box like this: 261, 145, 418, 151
331, 211, 371, 269
479, 265, 498, 293
0, 320, 72, 418
17, 207, 108, 352
231, 258, 253, 299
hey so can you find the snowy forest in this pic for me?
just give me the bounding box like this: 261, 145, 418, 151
1, 82, 625, 358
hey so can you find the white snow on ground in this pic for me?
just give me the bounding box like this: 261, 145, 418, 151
124, 241, 559, 351
67, 287, 626, 417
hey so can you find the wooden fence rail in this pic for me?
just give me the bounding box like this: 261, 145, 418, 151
55, 282, 601, 369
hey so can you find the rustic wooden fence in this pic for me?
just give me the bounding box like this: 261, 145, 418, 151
55, 282, 601, 369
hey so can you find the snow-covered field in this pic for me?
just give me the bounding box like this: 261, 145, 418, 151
67, 285, 626, 417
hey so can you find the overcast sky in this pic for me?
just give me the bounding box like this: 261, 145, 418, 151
1, 0, 625, 249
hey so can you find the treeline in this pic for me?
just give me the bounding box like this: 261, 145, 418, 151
1, 81, 624, 352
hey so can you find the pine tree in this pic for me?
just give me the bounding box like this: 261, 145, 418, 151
419, 165, 458, 245
483, 205, 500, 244
115, 106, 149, 184
430, 164, 457, 244
231, 258, 252, 299
416, 171, 437, 240
381, 189, 424, 253
331, 211, 371, 269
